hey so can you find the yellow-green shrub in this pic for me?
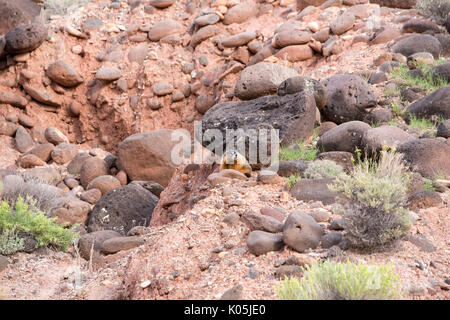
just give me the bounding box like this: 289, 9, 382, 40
276, 260, 402, 300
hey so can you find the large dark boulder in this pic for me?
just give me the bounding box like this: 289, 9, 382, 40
87, 183, 159, 235
392, 34, 442, 59
404, 86, 450, 120
432, 63, 450, 83
321, 74, 377, 124
198, 91, 317, 160
277, 76, 328, 109
0, 0, 41, 35
317, 121, 371, 153
4, 23, 47, 54
397, 138, 450, 179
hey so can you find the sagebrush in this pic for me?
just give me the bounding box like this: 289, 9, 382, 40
329, 150, 412, 251
0, 174, 65, 214
276, 260, 402, 300
0, 197, 78, 252
42, 0, 91, 15
415, 0, 450, 24
304, 160, 344, 179
0, 226, 25, 255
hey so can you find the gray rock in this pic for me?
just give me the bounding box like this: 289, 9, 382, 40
362, 125, 412, 154
317, 121, 371, 153
330, 12, 355, 36
321, 232, 343, 249
397, 138, 450, 178
246, 230, 284, 256
277, 76, 328, 109
101, 236, 145, 254
15, 125, 33, 153
4, 23, 47, 54
152, 82, 173, 96
290, 178, 338, 205
322, 74, 377, 124
241, 210, 283, 233
220, 284, 243, 300
234, 62, 299, 100
78, 230, 122, 260
95, 67, 122, 81
437, 119, 450, 138
282, 211, 324, 253
392, 34, 442, 59
405, 86, 450, 120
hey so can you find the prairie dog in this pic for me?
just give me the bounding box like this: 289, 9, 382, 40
220, 150, 252, 177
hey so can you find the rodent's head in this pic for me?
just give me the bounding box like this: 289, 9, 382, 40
223, 150, 238, 164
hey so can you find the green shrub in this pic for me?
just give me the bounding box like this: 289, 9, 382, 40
280, 142, 318, 161
276, 260, 402, 300
415, 0, 450, 24
0, 197, 78, 252
329, 150, 412, 251
304, 160, 344, 179
407, 115, 441, 134
0, 227, 25, 255
285, 174, 301, 189
390, 62, 448, 94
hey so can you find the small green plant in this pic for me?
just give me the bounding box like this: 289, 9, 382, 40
424, 179, 438, 192
0, 197, 78, 252
390, 62, 448, 94
286, 175, 301, 189
415, 0, 450, 24
408, 115, 440, 134
387, 120, 399, 127
276, 260, 402, 300
390, 101, 404, 117
304, 160, 345, 179
280, 142, 319, 161
384, 86, 400, 97
0, 227, 25, 256
41, 0, 91, 15
330, 150, 412, 251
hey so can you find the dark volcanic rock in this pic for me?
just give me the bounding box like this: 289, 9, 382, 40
321, 74, 377, 124
290, 178, 338, 205
198, 91, 317, 160
397, 138, 450, 178
4, 23, 47, 54
87, 183, 159, 235
405, 86, 450, 120
392, 34, 442, 59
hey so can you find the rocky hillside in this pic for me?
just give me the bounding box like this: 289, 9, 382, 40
0, 0, 449, 300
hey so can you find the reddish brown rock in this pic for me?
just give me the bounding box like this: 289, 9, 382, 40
18, 154, 46, 168
46, 60, 84, 88
87, 175, 121, 194
80, 157, 109, 189
223, 1, 258, 25
275, 45, 314, 62
117, 129, 189, 187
